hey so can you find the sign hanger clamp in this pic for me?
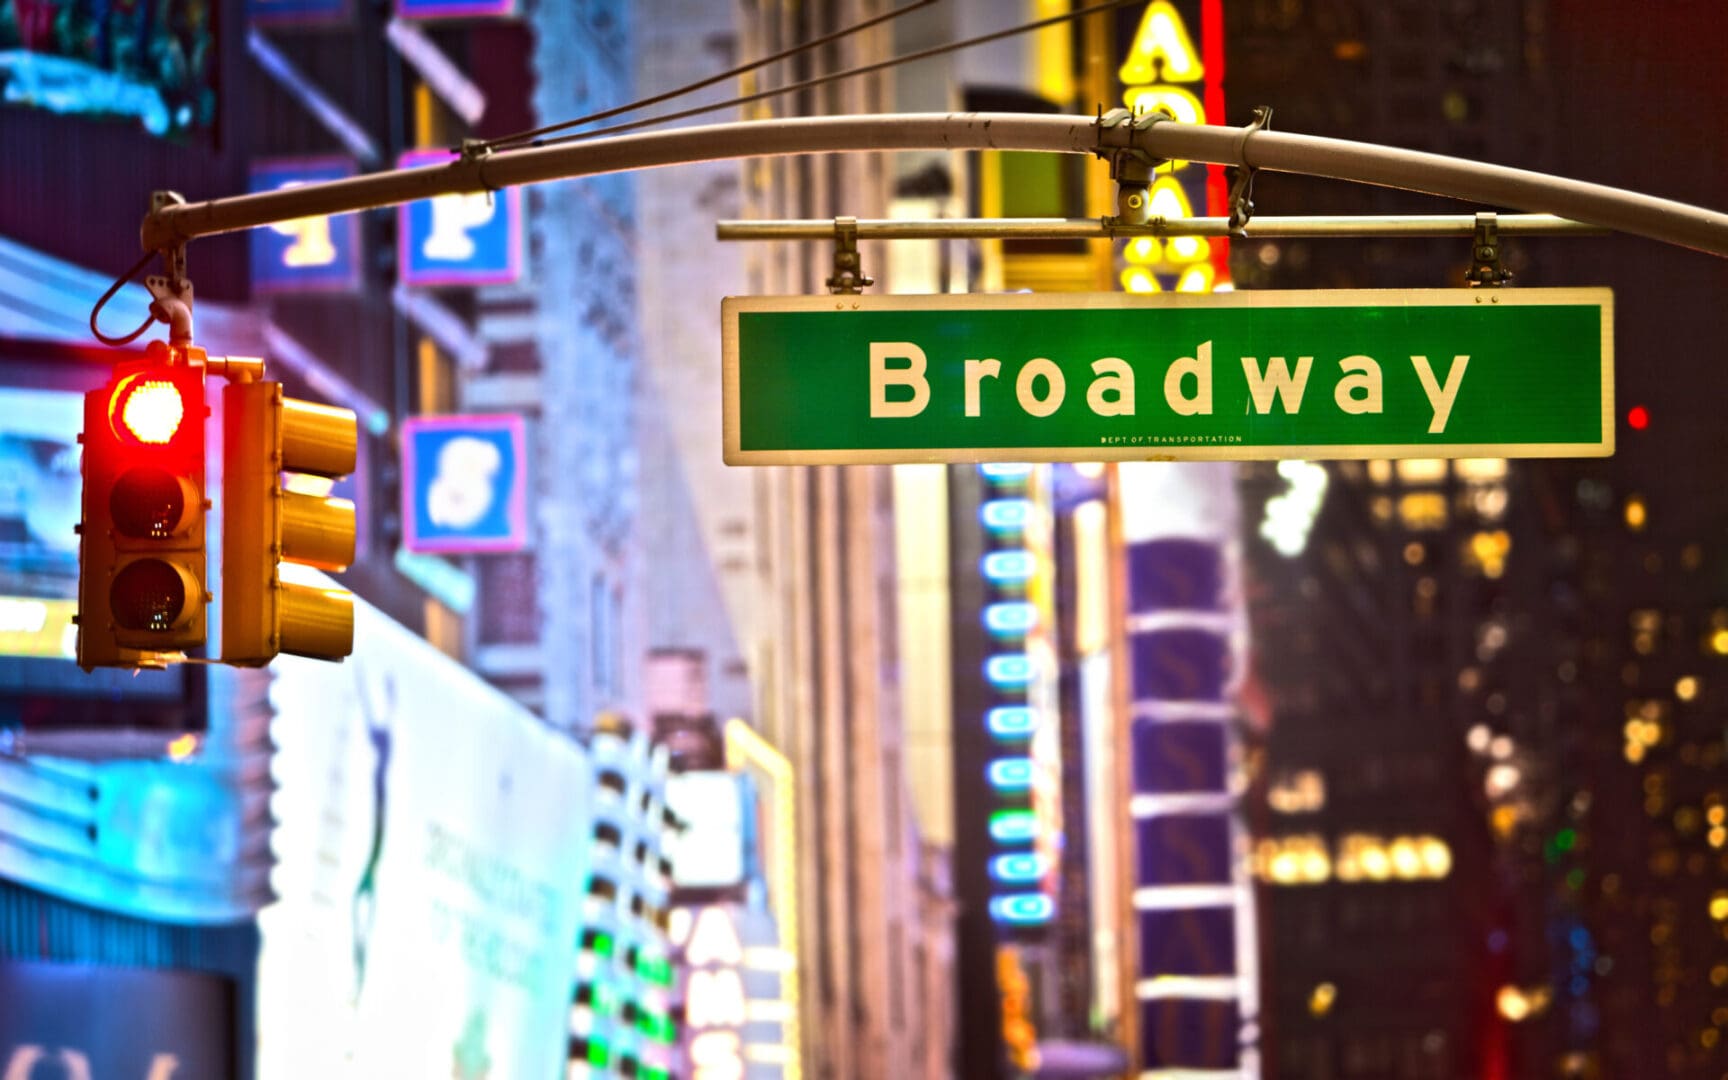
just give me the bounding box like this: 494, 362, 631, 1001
1227, 106, 1273, 234
825, 216, 874, 295
1095, 105, 1171, 228
1468, 211, 1512, 287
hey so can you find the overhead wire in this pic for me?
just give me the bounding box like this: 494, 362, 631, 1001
89, 249, 159, 347
478, 0, 941, 153
487, 0, 1145, 151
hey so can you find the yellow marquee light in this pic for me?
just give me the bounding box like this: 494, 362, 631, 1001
1419, 837, 1453, 878
1496, 985, 1530, 1022
1123, 85, 1205, 125
1118, 0, 1205, 85
1121, 267, 1160, 293
1357, 840, 1390, 881
1625, 495, 1647, 531
1175, 264, 1215, 293
1389, 837, 1422, 880
1308, 982, 1337, 1017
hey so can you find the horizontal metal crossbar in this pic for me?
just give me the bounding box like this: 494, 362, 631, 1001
716, 213, 1606, 241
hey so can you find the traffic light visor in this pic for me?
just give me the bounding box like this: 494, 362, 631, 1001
112, 375, 185, 446
110, 557, 200, 632
110, 466, 199, 539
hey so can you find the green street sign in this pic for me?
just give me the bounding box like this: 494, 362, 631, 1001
722, 288, 1614, 464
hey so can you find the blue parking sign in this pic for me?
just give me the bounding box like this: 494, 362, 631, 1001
398, 150, 524, 286
402, 415, 527, 553
249, 158, 361, 293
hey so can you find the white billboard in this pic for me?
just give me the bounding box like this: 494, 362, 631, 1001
257, 593, 592, 1079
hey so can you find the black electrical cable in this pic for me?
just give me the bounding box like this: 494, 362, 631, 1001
478, 0, 941, 154
518, 0, 1143, 150
89, 250, 159, 347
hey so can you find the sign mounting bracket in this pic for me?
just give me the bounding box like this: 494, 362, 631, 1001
1467, 211, 1512, 286
825, 216, 873, 294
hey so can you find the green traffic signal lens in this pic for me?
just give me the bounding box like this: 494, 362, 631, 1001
110, 467, 192, 538
109, 559, 189, 631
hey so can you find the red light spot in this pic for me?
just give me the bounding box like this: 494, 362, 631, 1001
1628, 405, 1649, 431
117, 379, 184, 445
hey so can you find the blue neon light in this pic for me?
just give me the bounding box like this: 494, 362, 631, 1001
989, 893, 1055, 925
983, 602, 1038, 636
979, 463, 1033, 483
987, 706, 1038, 738
981, 550, 1035, 582
980, 498, 1032, 532
989, 810, 1039, 843
990, 853, 1049, 884
985, 654, 1033, 688
988, 759, 1035, 791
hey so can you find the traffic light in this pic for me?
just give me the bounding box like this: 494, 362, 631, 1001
75, 344, 210, 669
221, 376, 359, 665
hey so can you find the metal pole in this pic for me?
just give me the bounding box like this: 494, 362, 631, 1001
715, 214, 1606, 241
141, 111, 1728, 258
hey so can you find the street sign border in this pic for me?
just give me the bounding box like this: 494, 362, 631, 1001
721, 287, 1615, 465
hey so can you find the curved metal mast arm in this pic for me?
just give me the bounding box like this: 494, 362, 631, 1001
141, 111, 1728, 259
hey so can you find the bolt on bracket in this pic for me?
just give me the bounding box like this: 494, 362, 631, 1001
826, 216, 873, 294
1467, 211, 1512, 286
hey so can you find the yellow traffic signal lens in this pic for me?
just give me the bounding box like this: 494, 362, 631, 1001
110, 467, 196, 538
117, 379, 185, 445
109, 558, 193, 631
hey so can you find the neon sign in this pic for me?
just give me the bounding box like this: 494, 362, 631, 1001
398, 150, 525, 286
976, 463, 1062, 929
1118, 0, 1231, 294
249, 158, 360, 293
671, 903, 792, 1080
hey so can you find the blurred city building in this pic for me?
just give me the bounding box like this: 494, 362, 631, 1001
1228, 3, 1561, 1078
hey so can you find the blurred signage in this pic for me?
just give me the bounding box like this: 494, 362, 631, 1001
0, 0, 218, 138
974, 463, 1061, 929
0, 597, 73, 658
670, 904, 789, 1080
0, 378, 189, 705
1117, 465, 1254, 1075
0, 960, 234, 1079
398, 150, 524, 286
258, 588, 594, 1080
722, 290, 1615, 463
401, 413, 528, 554
248, 0, 351, 24
396, 0, 516, 18
249, 158, 362, 293
1116, 0, 1229, 293
665, 771, 748, 892
0, 385, 81, 660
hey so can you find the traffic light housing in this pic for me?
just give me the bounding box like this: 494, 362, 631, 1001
75, 345, 210, 669
222, 377, 359, 665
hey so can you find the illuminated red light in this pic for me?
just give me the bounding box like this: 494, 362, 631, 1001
1627, 405, 1649, 431
117, 379, 185, 445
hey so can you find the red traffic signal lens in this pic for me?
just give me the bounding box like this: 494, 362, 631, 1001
109, 558, 190, 631
110, 466, 195, 538
113, 376, 185, 446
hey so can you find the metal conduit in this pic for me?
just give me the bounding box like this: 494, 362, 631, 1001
141, 112, 1728, 258
716, 214, 1606, 241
